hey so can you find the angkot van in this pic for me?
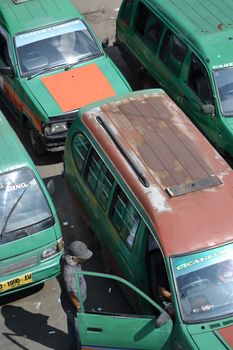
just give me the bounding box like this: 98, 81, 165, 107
116, 0, 233, 159
64, 89, 233, 349
0, 111, 63, 295
0, 0, 131, 155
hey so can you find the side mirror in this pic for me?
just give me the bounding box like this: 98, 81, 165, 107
0, 66, 14, 77
102, 38, 109, 49
47, 179, 55, 196
156, 311, 171, 328
201, 104, 215, 115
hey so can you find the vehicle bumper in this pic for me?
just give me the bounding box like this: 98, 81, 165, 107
39, 132, 66, 152
38, 112, 77, 152
0, 251, 62, 296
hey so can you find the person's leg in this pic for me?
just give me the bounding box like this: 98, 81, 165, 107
60, 291, 78, 350
66, 308, 78, 349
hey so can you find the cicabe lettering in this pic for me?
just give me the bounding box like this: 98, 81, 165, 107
176, 250, 228, 270
213, 62, 233, 69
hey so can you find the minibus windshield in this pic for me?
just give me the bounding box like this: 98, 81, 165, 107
0, 167, 52, 242
172, 243, 233, 323
15, 19, 101, 77
213, 67, 233, 116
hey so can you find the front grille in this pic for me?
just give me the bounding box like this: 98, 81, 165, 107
67, 120, 74, 128
0, 256, 38, 277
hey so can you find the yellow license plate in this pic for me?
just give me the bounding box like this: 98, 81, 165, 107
0, 273, 32, 292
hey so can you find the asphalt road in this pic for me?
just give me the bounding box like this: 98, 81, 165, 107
0, 2, 143, 350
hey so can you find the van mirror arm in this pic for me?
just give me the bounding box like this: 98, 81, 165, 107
156, 310, 171, 328
201, 104, 215, 116
0, 65, 14, 78
47, 179, 55, 196
102, 38, 109, 49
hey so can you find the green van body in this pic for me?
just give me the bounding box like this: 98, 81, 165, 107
64, 89, 233, 349
0, 0, 131, 155
0, 111, 63, 295
116, 0, 233, 158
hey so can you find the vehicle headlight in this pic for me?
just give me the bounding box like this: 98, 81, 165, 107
57, 237, 64, 252
41, 238, 64, 259
44, 122, 68, 135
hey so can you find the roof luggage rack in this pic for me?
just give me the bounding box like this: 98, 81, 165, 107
166, 175, 222, 197
96, 116, 149, 188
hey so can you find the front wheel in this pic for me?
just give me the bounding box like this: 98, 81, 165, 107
28, 125, 46, 156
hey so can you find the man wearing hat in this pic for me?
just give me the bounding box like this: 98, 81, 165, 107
60, 240, 93, 350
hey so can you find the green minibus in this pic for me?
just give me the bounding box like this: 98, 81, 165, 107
116, 0, 233, 159
64, 89, 233, 349
0, 111, 63, 295
0, 0, 131, 155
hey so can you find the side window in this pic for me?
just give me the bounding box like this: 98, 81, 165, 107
188, 54, 213, 103
83, 273, 157, 317
72, 133, 91, 173
120, 0, 133, 26
110, 186, 140, 249
86, 150, 114, 210
0, 33, 11, 66
134, 2, 164, 51
159, 30, 187, 76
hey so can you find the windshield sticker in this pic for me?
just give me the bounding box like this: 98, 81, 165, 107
0, 182, 29, 192
15, 20, 85, 47
173, 244, 233, 277
0, 164, 27, 174
213, 62, 233, 69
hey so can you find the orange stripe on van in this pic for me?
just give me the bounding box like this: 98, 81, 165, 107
4, 80, 41, 131
42, 63, 116, 112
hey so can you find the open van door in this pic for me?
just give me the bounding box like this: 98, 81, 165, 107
75, 271, 173, 349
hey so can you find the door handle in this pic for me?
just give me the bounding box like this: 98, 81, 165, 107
87, 327, 103, 333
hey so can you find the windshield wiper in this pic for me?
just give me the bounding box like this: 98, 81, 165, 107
0, 187, 27, 240
27, 63, 67, 80
65, 52, 102, 71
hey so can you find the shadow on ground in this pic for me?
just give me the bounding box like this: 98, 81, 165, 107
1, 304, 67, 350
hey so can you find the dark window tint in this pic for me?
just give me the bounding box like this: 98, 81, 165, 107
86, 151, 114, 210
72, 133, 91, 173
188, 54, 213, 103
110, 187, 140, 248
120, 0, 133, 26
84, 274, 156, 317
135, 2, 163, 51
160, 30, 187, 76
0, 33, 10, 66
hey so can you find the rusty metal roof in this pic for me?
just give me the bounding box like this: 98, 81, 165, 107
82, 90, 233, 256
92, 91, 224, 190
